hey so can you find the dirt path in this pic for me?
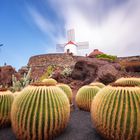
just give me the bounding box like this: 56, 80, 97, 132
0, 108, 104, 140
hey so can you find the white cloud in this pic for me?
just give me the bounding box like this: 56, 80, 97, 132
48, 0, 140, 56
27, 5, 57, 41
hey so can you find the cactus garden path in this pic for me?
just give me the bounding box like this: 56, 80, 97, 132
0, 108, 105, 140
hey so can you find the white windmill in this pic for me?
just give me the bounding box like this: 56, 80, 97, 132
56, 29, 89, 56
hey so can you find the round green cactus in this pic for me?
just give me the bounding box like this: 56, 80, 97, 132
11, 83, 70, 140
42, 78, 57, 85
57, 83, 73, 104
115, 77, 140, 87
0, 88, 14, 127
76, 85, 100, 111
90, 82, 105, 88
91, 85, 140, 140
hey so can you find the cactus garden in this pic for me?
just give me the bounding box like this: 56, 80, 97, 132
0, 2, 140, 138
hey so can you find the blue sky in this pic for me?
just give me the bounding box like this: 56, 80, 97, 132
0, 0, 140, 69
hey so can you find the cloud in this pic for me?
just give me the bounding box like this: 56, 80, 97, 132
27, 5, 56, 41
48, 0, 140, 56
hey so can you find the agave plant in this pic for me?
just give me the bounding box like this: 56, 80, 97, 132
11, 68, 32, 92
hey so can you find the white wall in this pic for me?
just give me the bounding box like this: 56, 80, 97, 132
64, 44, 77, 55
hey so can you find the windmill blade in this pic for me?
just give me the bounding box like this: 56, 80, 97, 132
77, 42, 89, 50
67, 29, 75, 42
56, 44, 65, 52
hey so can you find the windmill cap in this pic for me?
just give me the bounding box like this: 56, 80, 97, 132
65, 41, 77, 46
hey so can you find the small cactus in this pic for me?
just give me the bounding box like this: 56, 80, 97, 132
57, 83, 73, 104
76, 85, 100, 111
0, 88, 14, 127
90, 82, 105, 88
11, 82, 70, 140
91, 84, 140, 140
42, 78, 57, 85
115, 77, 140, 86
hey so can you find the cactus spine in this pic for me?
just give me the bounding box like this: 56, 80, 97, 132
57, 84, 73, 104
115, 77, 140, 86
11, 83, 70, 140
0, 88, 14, 127
90, 82, 105, 88
76, 86, 100, 111
91, 85, 140, 140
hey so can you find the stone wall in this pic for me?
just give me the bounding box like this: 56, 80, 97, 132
28, 53, 83, 80
27, 53, 140, 81
118, 56, 140, 73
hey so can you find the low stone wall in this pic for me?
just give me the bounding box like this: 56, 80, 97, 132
28, 53, 83, 80
118, 56, 140, 72
27, 53, 140, 81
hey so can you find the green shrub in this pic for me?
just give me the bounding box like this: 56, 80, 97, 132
39, 65, 56, 81
96, 54, 117, 61
11, 82, 70, 140
61, 67, 72, 77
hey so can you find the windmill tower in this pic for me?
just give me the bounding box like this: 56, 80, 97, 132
56, 29, 89, 56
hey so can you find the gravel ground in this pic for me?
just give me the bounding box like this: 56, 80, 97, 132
0, 108, 105, 140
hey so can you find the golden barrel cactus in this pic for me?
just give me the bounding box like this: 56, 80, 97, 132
0, 88, 14, 127
11, 82, 70, 140
115, 77, 140, 87
91, 84, 140, 140
76, 85, 100, 111
90, 82, 105, 88
57, 83, 73, 104
42, 78, 57, 85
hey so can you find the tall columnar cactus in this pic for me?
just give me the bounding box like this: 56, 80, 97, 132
91, 84, 140, 140
11, 82, 70, 140
115, 77, 140, 86
42, 78, 57, 85
89, 82, 105, 88
76, 86, 100, 111
57, 83, 73, 104
0, 88, 14, 127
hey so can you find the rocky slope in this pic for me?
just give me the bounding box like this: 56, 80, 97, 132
0, 54, 140, 87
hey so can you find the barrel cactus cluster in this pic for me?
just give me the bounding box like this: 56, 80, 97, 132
11, 82, 70, 140
91, 84, 140, 140
57, 83, 73, 104
90, 82, 105, 88
115, 77, 140, 87
0, 88, 14, 128
76, 85, 100, 111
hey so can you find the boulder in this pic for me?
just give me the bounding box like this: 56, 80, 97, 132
97, 64, 118, 84
71, 60, 97, 83
71, 58, 123, 85
0, 65, 19, 86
